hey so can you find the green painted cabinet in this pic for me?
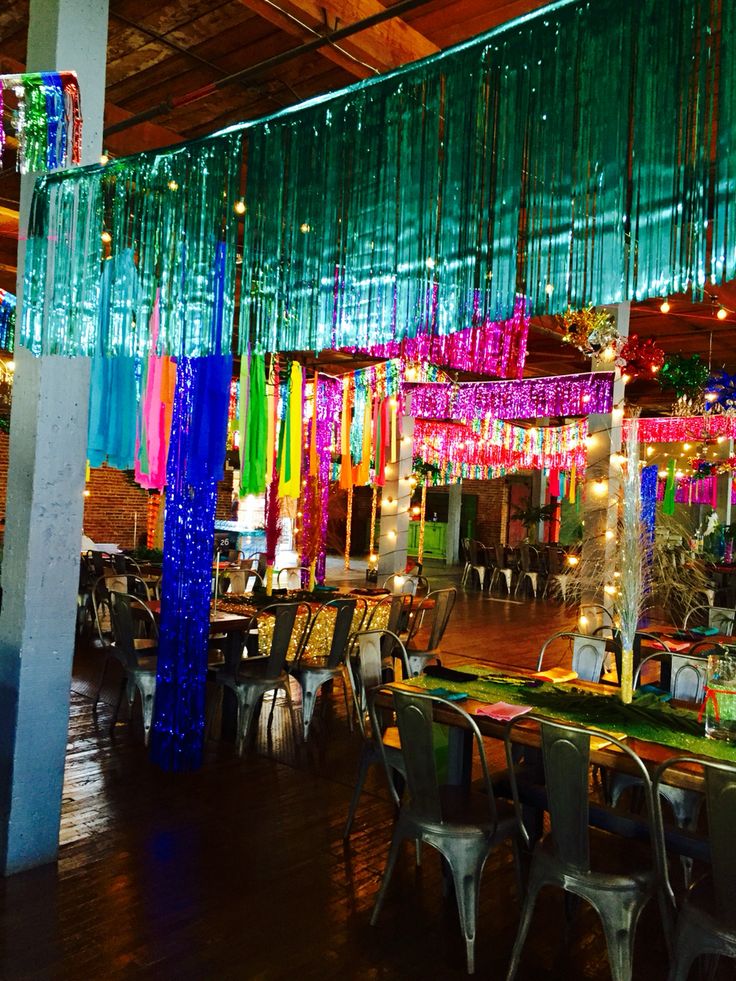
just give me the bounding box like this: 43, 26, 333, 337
408, 520, 447, 558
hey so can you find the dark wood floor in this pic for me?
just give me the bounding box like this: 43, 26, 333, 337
0, 572, 717, 980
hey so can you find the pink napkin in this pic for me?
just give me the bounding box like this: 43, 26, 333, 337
475, 701, 532, 722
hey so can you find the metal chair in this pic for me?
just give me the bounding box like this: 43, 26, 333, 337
276, 566, 312, 590
488, 543, 514, 595
654, 756, 736, 980
107, 591, 159, 745
536, 631, 607, 682
289, 598, 357, 740
370, 687, 525, 975
504, 716, 670, 981
514, 543, 544, 598
607, 648, 715, 886
382, 572, 430, 596
467, 540, 489, 590
683, 604, 736, 635
343, 630, 411, 838
215, 602, 303, 755
460, 537, 474, 588
404, 587, 457, 676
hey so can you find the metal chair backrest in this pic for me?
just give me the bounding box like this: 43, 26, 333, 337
461, 538, 472, 564
277, 566, 310, 590
406, 588, 457, 653
297, 597, 357, 669
383, 573, 417, 595
347, 631, 411, 739
634, 650, 708, 703
250, 602, 302, 682
536, 631, 607, 683
547, 547, 564, 575
365, 594, 394, 629
494, 543, 507, 569
468, 540, 485, 566
379, 687, 499, 828
386, 593, 412, 635
94, 573, 150, 602
108, 592, 157, 671
507, 716, 656, 874
654, 756, 736, 923
518, 543, 532, 572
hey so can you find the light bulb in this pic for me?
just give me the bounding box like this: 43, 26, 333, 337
717, 307, 728, 320
99, 152, 109, 166
659, 299, 670, 313
234, 200, 246, 215
646, 445, 654, 457
6, 360, 14, 372
567, 555, 579, 567
545, 283, 554, 295
605, 529, 615, 540
101, 230, 112, 244
168, 180, 179, 191
300, 222, 310, 233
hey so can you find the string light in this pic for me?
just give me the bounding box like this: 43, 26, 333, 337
234, 200, 246, 215
99, 152, 109, 166
659, 298, 670, 313
101, 230, 111, 244
717, 307, 728, 320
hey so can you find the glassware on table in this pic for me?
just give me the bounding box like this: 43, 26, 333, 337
704, 652, 736, 741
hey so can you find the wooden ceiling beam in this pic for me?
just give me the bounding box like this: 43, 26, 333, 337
238, 0, 438, 77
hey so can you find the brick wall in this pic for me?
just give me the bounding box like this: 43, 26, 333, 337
429, 477, 512, 545
0, 429, 237, 549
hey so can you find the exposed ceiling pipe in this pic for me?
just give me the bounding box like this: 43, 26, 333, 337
103, 0, 438, 138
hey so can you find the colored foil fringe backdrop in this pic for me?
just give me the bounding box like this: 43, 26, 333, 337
18, 0, 736, 359
238, 0, 736, 354
21, 132, 242, 358
657, 473, 719, 506
0, 72, 82, 172
630, 416, 736, 442
413, 419, 588, 475
0, 290, 16, 351
343, 297, 530, 380
150, 352, 232, 772
410, 372, 613, 422
640, 464, 658, 546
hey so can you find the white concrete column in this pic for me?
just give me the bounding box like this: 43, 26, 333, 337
0, 0, 109, 874
580, 303, 629, 627
445, 481, 461, 565
377, 415, 413, 576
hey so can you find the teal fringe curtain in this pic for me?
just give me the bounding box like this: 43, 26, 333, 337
19, 0, 736, 359
22, 133, 243, 357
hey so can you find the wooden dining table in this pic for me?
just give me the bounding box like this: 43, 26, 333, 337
376, 663, 736, 861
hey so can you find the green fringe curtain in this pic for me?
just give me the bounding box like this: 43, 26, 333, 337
19, 0, 736, 359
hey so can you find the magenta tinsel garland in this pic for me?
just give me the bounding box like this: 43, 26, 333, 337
345, 296, 530, 380
656, 474, 718, 506
315, 375, 342, 582
410, 372, 614, 421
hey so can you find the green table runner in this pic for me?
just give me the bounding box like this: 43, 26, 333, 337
406, 664, 736, 762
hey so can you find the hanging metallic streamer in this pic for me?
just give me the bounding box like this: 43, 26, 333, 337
640, 464, 658, 547
21, 131, 242, 357
663, 459, 677, 515
150, 349, 232, 772
237, 0, 733, 355
368, 485, 378, 557
16, 0, 736, 360
619, 415, 646, 705
417, 483, 427, 567
411, 373, 614, 421
0, 289, 16, 351
344, 485, 353, 570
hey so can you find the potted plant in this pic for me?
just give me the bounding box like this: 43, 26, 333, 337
510, 498, 556, 543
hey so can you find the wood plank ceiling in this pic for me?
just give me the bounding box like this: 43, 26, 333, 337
0, 0, 734, 414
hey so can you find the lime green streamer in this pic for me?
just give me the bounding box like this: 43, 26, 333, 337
663, 459, 677, 515
239, 352, 267, 496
